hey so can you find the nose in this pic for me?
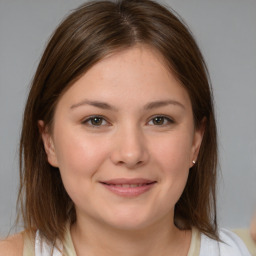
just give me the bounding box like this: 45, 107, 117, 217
110, 124, 149, 169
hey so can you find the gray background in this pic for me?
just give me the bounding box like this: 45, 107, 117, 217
0, 0, 255, 236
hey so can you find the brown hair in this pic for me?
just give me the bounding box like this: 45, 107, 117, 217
18, 0, 218, 244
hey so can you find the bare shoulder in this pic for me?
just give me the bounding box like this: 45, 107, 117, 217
0, 232, 24, 256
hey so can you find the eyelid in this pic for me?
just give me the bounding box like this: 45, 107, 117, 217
147, 115, 175, 125
81, 115, 110, 127
81, 114, 175, 127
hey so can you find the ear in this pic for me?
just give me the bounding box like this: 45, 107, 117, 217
38, 120, 59, 167
190, 118, 206, 168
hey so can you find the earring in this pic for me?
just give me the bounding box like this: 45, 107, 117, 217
192, 160, 196, 164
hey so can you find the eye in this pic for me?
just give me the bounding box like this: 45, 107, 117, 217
148, 116, 174, 126
82, 116, 108, 127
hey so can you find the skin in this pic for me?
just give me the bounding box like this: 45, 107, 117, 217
0, 45, 204, 255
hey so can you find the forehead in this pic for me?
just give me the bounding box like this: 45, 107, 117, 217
56, 45, 191, 111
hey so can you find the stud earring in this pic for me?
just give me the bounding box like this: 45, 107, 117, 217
192, 160, 196, 164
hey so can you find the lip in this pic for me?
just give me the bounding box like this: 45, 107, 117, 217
99, 178, 157, 197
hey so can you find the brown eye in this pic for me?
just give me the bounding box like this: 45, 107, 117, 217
148, 116, 174, 126
90, 117, 103, 126
153, 116, 165, 125
82, 116, 108, 127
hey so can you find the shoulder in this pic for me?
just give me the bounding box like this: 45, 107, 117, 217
200, 228, 251, 256
0, 233, 24, 256
219, 228, 252, 255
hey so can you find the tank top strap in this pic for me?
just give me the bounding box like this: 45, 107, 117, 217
35, 230, 63, 256
23, 231, 35, 256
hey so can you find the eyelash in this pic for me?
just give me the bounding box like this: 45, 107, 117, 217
81, 115, 174, 128
81, 115, 109, 127
148, 115, 174, 126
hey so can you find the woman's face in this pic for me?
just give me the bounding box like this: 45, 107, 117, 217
41, 45, 204, 230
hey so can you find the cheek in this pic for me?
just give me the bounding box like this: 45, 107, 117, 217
151, 132, 193, 172
150, 133, 192, 201
53, 129, 110, 191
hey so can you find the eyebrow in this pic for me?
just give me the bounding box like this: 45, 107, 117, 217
144, 100, 185, 110
70, 99, 185, 111
70, 100, 118, 111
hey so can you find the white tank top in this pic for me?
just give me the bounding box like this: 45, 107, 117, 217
35, 230, 63, 256
34, 228, 251, 256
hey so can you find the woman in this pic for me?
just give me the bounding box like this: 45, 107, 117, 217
0, 0, 251, 255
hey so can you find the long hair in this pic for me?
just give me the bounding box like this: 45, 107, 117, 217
18, 0, 218, 243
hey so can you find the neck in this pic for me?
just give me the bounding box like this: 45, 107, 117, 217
70, 215, 191, 256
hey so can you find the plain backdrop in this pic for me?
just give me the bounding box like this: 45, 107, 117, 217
0, 0, 256, 236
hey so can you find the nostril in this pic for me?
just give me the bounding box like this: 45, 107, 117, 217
110, 143, 149, 168
115, 160, 144, 169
